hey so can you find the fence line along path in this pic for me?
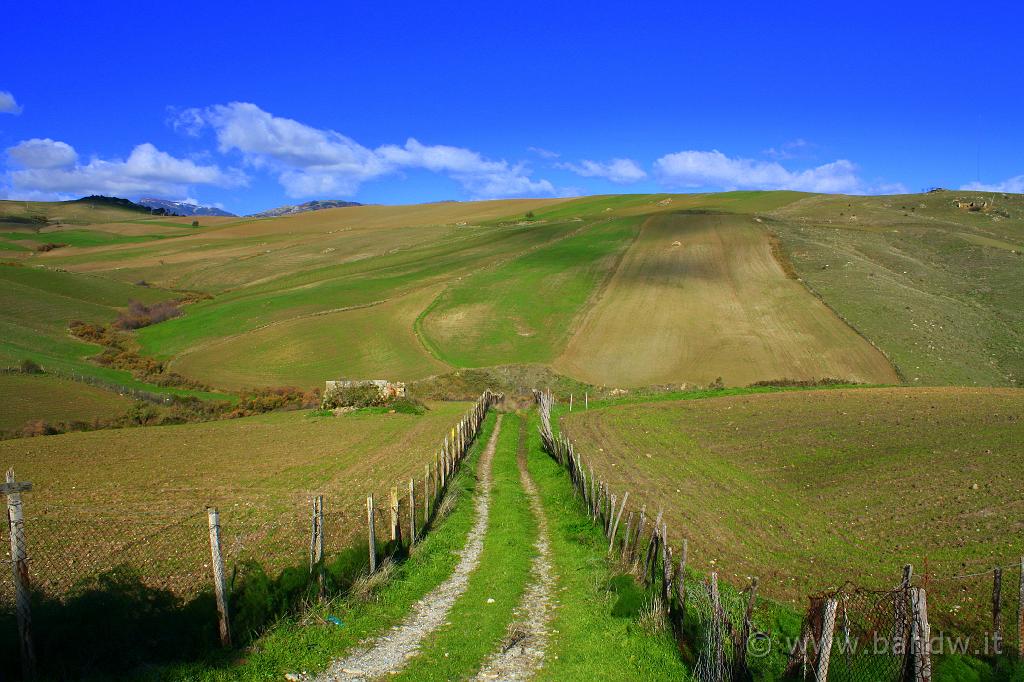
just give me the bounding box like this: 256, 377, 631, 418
317, 414, 504, 681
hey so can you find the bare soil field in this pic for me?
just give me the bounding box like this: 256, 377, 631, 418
555, 212, 899, 387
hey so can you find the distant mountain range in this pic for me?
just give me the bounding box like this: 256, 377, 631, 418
138, 198, 236, 217
248, 200, 363, 218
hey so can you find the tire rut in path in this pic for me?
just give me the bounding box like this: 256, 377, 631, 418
474, 416, 556, 681
316, 414, 504, 681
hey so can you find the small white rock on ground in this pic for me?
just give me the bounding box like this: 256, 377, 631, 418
314, 415, 504, 682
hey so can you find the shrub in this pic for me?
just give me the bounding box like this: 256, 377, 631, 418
21, 420, 60, 438
113, 300, 183, 330
35, 242, 67, 252
321, 384, 387, 409
19, 358, 43, 374
126, 401, 160, 426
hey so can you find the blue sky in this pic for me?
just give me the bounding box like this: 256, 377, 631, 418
2, 1, 1022, 215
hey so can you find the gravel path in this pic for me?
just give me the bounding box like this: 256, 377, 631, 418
316, 415, 503, 682
474, 423, 556, 681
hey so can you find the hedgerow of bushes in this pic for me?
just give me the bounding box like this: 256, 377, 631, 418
69, 320, 209, 390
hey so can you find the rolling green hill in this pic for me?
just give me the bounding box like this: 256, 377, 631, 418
4, 190, 1023, 429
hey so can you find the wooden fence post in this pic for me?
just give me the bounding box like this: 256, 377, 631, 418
644, 509, 664, 585
409, 478, 416, 545
606, 492, 616, 539
736, 577, 759, 679
620, 511, 634, 559
993, 567, 1003, 655
678, 538, 688, 616
206, 507, 232, 648
632, 505, 647, 564
4, 469, 35, 680
660, 521, 670, 603
894, 564, 913, 655
424, 464, 431, 522
309, 494, 324, 578
909, 587, 931, 682
816, 598, 837, 682
390, 486, 401, 544
589, 466, 597, 519
710, 573, 725, 677
367, 494, 377, 573
1018, 557, 1024, 658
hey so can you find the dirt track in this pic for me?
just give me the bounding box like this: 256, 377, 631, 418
555, 213, 899, 387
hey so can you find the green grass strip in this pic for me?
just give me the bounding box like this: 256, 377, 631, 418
393, 412, 537, 680
137, 412, 499, 682
524, 409, 689, 681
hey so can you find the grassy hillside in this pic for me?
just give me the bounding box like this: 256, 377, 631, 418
4, 190, 1022, 402
0, 263, 223, 400
419, 216, 641, 367
562, 386, 1024, 633
767, 190, 1024, 386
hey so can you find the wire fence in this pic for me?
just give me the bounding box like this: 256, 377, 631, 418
534, 388, 1024, 681
1, 391, 499, 680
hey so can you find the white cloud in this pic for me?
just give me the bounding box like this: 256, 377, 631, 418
7, 139, 78, 169
378, 138, 554, 197
556, 158, 647, 184
961, 176, 1024, 194
654, 149, 865, 193
0, 91, 21, 115
763, 138, 814, 160
5, 141, 247, 198
528, 146, 561, 159
178, 102, 554, 199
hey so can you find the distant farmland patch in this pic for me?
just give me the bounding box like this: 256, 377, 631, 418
555, 213, 898, 387
0, 373, 132, 432
0, 403, 471, 600
562, 386, 1024, 633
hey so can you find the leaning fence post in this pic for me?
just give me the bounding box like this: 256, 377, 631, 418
4, 469, 36, 680
816, 598, 837, 682
367, 494, 377, 573
206, 507, 232, 648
